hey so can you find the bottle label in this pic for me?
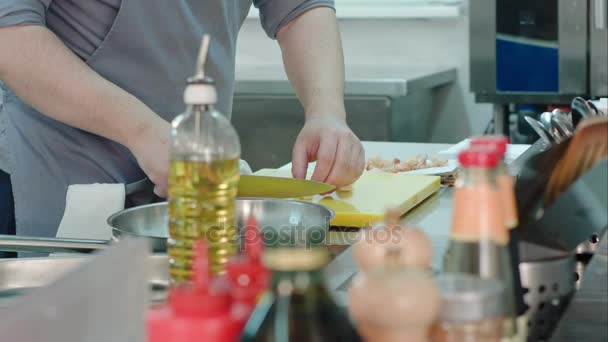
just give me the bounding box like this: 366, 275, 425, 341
451, 186, 509, 246
497, 174, 518, 230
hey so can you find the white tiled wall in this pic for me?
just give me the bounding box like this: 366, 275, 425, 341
236, 15, 492, 143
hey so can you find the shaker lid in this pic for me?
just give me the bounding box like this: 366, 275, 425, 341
435, 273, 505, 322
470, 135, 509, 157
262, 248, 328, 271
458, 146, 500, 168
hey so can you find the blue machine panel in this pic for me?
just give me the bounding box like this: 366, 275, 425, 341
496, 37, 559, 92
496, 0, 559, 93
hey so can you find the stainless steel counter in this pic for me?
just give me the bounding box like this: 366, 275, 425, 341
235, 65, 457, 98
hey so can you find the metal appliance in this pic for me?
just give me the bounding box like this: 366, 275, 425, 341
469, 0, 608, 135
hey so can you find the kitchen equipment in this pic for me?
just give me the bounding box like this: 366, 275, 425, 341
541, 111, 568, 143
0, 238, 149, 342
524, 116, 554, 145
586, 99, 603, 116
469, 0, 607, 135
570, 97, 594, 127
123, 175, 335, 200
239, 175, 335, 198
0, 254, 170, 306
517, 159, 608, 252
518, 241, 577, 342
545, 117, 608, 205
253, 169, 440, 227
550, 110, 574, 137
0, 198, 335, 254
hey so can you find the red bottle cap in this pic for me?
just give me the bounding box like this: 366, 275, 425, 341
147, 240, 243, 342
458, 146, 500, 168
470, 135, 509, 157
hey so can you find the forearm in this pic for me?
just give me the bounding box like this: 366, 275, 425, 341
277, 7, 345, 121
0, 25, 163, 150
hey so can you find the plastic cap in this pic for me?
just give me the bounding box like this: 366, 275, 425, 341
169, 240, 230, 317
470, 135, 509, 157
458, 146, 500, 168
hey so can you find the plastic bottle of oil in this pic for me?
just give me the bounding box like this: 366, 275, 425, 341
168, 35, 241, 284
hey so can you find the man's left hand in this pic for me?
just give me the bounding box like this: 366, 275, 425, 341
291, 115, 365, 188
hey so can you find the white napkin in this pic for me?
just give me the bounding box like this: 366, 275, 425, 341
56, 184, 125, 240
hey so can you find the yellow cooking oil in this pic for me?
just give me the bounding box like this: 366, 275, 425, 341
167, 157, 240, 284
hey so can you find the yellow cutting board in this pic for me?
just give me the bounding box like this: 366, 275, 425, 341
253, 168, 440, 227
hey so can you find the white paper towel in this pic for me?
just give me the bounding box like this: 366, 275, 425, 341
56, 183, 125, 240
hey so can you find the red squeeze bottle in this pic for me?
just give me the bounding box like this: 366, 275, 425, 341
147, 240, 246, 342
226, 215, 270, 315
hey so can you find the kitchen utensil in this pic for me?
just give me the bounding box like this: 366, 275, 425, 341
551, 109, 574, 137
254, 169, 440, 227
550, 117, 573, 140
570, 97, 593, 127
239, 175, 335, 198
518, 241, 577, 342
524, 116, 555, 145
0, 198, 335, 254
517, 160, 607, 252
124, 176, 335, 200
545, 117, 608, 205
541, 111, 566, 143
586, 100, 602, 116
514, 138, 571, 228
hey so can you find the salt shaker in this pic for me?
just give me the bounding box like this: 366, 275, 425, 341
350, 250, 441, 342
353, 209, 433, 270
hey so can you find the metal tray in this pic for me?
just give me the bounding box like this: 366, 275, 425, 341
0, 254, 169, 305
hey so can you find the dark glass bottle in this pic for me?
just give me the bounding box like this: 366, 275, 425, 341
241, 248, 362, 342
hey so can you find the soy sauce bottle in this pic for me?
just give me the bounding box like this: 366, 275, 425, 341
442, 146, 517, 339
241, 248, 362, 342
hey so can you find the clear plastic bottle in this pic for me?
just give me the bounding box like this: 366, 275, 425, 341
168, 35, 241, 284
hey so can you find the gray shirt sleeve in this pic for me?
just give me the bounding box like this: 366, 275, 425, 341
0, 0, 52, 27
254, 0, 335, 39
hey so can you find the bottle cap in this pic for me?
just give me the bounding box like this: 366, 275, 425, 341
435, 273, 505, 322
458, 146, 500, 168
470, 135, 510, 157
169, 240, 230, 317
262, 248, 329, 271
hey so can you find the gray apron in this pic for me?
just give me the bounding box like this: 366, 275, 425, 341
1, 0, 251, 238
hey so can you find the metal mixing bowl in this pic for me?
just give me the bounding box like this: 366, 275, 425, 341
108, 198, 335, 252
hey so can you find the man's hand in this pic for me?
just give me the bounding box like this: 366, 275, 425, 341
127, 117, 171, 197
292, 116, 364, 188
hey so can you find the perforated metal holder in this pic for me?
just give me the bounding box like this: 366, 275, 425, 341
518, 242, 577, 342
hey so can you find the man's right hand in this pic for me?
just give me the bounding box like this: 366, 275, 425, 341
127, 117, 171, 198
0, 26, 173, 197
